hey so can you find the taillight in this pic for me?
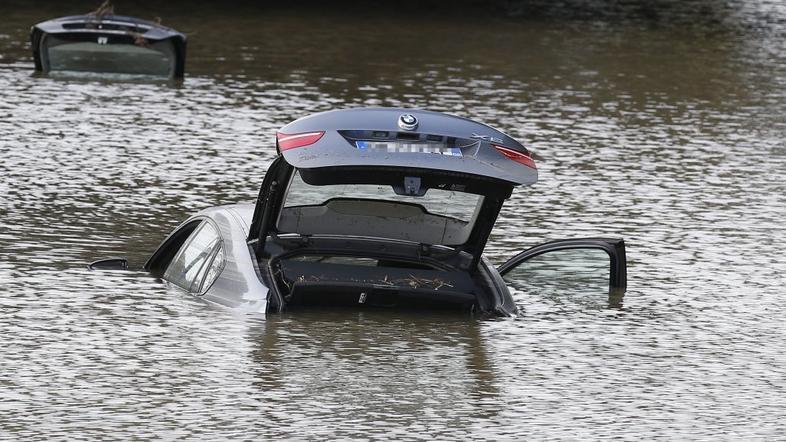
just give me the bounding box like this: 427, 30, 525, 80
493, 145, 537, 169
277, 131, 325, 151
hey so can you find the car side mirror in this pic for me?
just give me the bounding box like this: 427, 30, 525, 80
88, 257, 129, 271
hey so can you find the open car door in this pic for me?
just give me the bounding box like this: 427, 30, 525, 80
498, 238, 627, 305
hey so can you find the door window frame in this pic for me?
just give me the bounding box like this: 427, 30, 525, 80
163, 218, 225, 294
498, 238, 627, 296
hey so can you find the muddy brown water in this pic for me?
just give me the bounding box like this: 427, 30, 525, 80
1, 1, 785, 438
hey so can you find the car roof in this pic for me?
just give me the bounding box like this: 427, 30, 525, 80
32, 15, 186, 42
277, 107, 537, 186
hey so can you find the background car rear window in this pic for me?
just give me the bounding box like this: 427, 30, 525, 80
164, 221, 221, 292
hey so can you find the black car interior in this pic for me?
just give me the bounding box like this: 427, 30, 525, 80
273, 256, 481, 312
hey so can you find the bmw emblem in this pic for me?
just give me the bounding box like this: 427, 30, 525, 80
398, 114, 418, 131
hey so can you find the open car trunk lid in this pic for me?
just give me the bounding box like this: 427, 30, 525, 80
249, 108, 538, 267
250, 159, 511, 267
276, 108, 536, 186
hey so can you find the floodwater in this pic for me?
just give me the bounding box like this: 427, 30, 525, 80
1, 1, 785, 438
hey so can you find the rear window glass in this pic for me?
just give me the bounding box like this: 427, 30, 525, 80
284, 172, 482, 223
277, 171, 484, 246
43, 36, 175, 77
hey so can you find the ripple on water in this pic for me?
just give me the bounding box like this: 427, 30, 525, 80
1, 1, 786, 439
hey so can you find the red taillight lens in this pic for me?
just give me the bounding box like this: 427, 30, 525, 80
277, 131, 325, 151
493, 145, 537, 169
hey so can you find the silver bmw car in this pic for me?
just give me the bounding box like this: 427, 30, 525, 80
98, 108, 626, 316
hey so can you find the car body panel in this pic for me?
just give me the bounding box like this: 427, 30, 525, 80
202, 205, 269, 313
278, 108, 537, 186
145, 204, 268, 313
32, 15, 186, 41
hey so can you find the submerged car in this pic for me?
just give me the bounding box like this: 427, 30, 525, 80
31, 14, 186, 78
97, 108, 626, 315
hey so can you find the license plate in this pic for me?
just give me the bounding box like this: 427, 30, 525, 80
356, 141, 462, 157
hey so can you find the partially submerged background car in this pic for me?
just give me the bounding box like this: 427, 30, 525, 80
94, 108, 626, 316
31, 12, 186, 78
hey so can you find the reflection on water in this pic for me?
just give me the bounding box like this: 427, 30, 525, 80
1, 0, 786, 438
248, 311, 500, 438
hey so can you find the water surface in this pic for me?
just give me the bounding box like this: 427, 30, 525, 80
1, 1, 785, 438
